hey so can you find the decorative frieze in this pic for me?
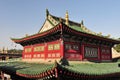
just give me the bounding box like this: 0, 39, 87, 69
47, 53, 60, 58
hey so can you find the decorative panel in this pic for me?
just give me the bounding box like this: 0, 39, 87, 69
65, 44, 79, 51
34, 46, 44, 52
47, 53, 60, 58
101, 48, 110, 54
24, 54, 31, 58
65, 44, 71, 50
25, 48, 32, 53
48, 44, 53, 50
73, 45, 79, 50
101, 47, 111, 60
48, 44, 60, 50
54, 44, 60, 50
84, 47, 98, 58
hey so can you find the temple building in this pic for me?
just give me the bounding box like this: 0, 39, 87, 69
11, 9, 120, 62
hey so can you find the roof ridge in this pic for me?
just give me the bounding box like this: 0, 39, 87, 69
50, 14, 81, 27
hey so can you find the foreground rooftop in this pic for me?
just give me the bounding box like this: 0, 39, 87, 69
0, 60, 120, 80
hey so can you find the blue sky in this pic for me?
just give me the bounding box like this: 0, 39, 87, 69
0, 0, 120, 49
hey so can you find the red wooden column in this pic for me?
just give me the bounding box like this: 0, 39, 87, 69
31, 45, 33, 59
60, 39, 64, 58
44, 43, 47, 60
79, 43, 82, 60
81, 42, 84, 60
109, 47, 112, 61
98, 46, 101, 62
22, 47, 25, 59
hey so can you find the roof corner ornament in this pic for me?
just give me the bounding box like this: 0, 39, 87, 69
98, 32, 102, 36
107, 34, 111, 38
59, 17, 62, 22
81, 20, 84, 28
54, 60, 58, 67
65, 10, 69, 26
81, 20, 84, 25
46, 9, 49, 18
25, 34, 29, 37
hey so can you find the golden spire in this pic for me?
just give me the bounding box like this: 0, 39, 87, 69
65, 10, 69, 26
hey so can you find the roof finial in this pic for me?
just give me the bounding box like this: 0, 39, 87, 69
65, 10, 69, 26
59, 17, 62, 22
25, 34, 28, 37
107, 34, 111, 38
80, 20, 84, 28
98, 32, 102, 36
46, 9, 49, 18
81, 20, 84, 25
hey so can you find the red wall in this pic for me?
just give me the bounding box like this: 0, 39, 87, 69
23, 46, 33, 59
22, 39, 112, 62
46, 40, 62, 59
82, 43, 112, 61
100, 46, 111, 61
23, 40, 63, 60
64, 42, 82, 60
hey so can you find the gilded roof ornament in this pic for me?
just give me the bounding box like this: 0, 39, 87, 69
65, 10, 69, 26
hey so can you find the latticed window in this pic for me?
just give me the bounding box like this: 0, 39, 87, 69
25, 48, 32, 53
101, 48, 110, 54
54, 44, 60, 50
34, 46, 44, 52
73, 45, 79, 50
65, 44, 71, 50
84, 47, 98, 58
106, 49, 110, 54
48, 45, 53, 50
101, 49, 106, 53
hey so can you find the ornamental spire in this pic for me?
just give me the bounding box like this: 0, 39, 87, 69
80, 20, 84, 28
65, 10, 69, 26
46, 9, 49, 18
81, 20, 84, 25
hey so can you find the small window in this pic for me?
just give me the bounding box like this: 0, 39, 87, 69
73, 45, 79, 50
54, 44, 60, 50
25, 48, 32, 53
48, 45, 53, 50
65, 44, 71, 50
34, 46, 44, 52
